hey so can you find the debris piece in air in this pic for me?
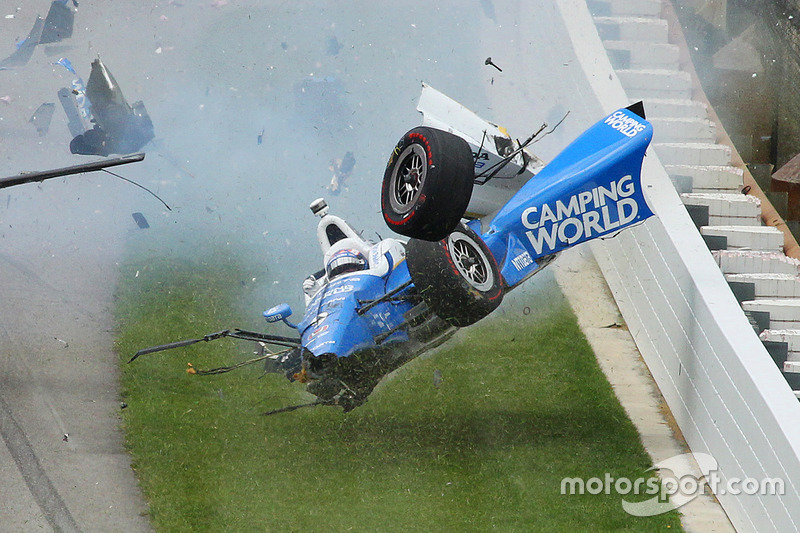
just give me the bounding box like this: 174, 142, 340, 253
132, 212, 150, 229
480, 0, 497, 21
326, 35, 342, 56
328, 151, 355, 194
484, 57, 502, 72
57, 87, 86, 137
63, 58, 155, 156
29, 103, 55, 136
55, 57, 94, 136
0, 1, 76, 68
40, 0, 75, 44
0, 153, 145, 190
0, 153, 169, 211
258, 127, 264, 145
0, 16, 44, 68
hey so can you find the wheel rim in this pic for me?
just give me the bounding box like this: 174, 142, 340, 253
389, 144, 427, 214
447, 232, 494, 292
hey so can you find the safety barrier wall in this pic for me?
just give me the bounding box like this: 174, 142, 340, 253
556, 1, 800, 531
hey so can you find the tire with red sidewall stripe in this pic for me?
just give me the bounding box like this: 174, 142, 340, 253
406, 222, 503, 327
381, 126, 474, 241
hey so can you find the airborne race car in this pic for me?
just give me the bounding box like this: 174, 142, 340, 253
134, 85, 655, 412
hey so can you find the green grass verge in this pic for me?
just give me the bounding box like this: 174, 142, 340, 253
115, 252, 684, 532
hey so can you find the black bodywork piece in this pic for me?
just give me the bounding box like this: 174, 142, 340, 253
69, 59, 155, 156
0, 153, 145, 189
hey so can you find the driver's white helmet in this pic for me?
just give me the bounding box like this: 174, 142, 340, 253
326, 248, 367, 279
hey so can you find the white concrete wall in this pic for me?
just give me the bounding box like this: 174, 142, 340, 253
557, 1, 800, 531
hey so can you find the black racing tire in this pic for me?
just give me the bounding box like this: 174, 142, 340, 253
381, 126, 474, 241
407, 222, 503, 327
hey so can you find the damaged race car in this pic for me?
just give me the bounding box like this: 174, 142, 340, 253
133, 85, 655, 412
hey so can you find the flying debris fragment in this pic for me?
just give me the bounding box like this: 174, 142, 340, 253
0, 153, 144, 190
40, 1, 75, 44
56, 57, 93, 135
60, 58, 155, 156
484, 57, 502, 72
328, 151, 355, 194
131, 212, 150, 229
58, 87, 87, 136
29, 103, 55, 136
1, 152, 170, 209
0, 2, 75, 67
325, 35, 342, 56
0, 16, 44, 68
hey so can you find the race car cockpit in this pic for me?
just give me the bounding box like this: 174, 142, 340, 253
303, 199, 405, 303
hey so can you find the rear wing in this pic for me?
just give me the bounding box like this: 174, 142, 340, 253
481, 104, 654, 288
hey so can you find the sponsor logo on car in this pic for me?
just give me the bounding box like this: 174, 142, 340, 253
604, 111, 646, 138
520, 175, 640, 255
307, 324, 329, 340
328, 284, 355, 295
511, 251, 533, 271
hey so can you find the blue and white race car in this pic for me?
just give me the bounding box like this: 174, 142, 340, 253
134, 86, 655, 412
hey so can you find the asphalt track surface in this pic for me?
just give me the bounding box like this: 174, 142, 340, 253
0, 2, 603, 531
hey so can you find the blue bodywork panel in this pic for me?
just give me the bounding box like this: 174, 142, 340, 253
298, 265, 413, 358
481, 106, 654, 288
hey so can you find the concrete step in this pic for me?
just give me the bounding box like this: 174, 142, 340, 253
650, 117, 716, 143
785, 360, 800, 373
726, 273, 800, 299
713, 250, 800, 275
654, 143, 732, 166
664, 165, 743, 192
589, 0, 662, 17
618, 69, 693, 99
761, 330, 800, 362
604, 40, 680, 70
743, 299, 800, 330
640, 98, 708, 120
594, 16, 669, 43
701, 226, 783, 251
681, 193, 761, 226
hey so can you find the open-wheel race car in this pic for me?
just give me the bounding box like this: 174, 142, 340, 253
133, 85, 655, 412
